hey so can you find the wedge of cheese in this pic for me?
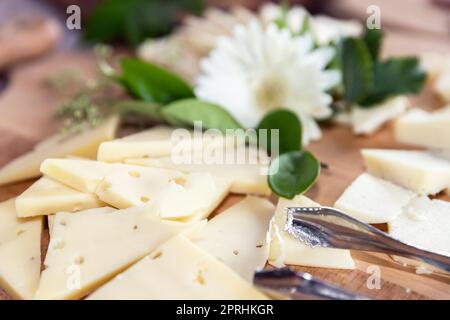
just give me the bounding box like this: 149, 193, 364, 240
15, 176, 104, 217
334, 173, 416, 223
362, 149, 450, 195
97, 126, 236, 163
41, 158, 113, 193
34, 205, 199, 300
268, 196, 355, 269
0, 199, 43, 299
0, 116, 119, 186
87, 236, 267, 300
351, 96, 409, 135
388, 196, 450, 257
126, 154, 271, 196
193, 196, 274, 282
395, 107, 450, 149
95, 164, 230, 220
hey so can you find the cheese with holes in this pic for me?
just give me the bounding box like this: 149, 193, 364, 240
126, 153, 271, 196
334, 173, 416, 223
87, 236, 267, 300
362, 149, 450, 195
15, 177, 104, 217
0, 116, 119, 186
388, 197, 450, 257
97, 126, 236, 163
41, 158, 113, 193
351, 96, 409, 135
395, 107, 450, 149
95, 164, 230, 220
193, 196, 274, 282
34, 205, 198, 300
269, 196, 355, 269
0, 199, 42, 299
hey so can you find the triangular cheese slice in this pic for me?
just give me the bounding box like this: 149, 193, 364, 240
87, 236, 267, 300
34, 205, 199, 300
95, 164, 230, 220
15, 176, 105, 217
40, 158, 113, 193
193, 196, 274, 282
269, 196, 355, 269
0, 116, 119, 186
0, 199, 43, 299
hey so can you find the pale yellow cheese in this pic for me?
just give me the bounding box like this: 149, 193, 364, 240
362, 149, 450, 195
334, 173, 416, 223
388, 196, 450, 257
395, 107, 450, 149
15, 176, 105, 217
95, 164, 230, 220
40, 158, 113, 193
34, 205, 198, 300
126, 153, 271, 196
193, 196, 275, 282
0, 199, 43, 299
269, 196, 355, 269
0, 116, 119, 186
87, 236, 267, 300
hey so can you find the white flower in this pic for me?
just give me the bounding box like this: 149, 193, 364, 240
195, 20, 340, 145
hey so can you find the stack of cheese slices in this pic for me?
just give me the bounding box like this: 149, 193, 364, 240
0, 116, 357, 300
335, 106, 450, 268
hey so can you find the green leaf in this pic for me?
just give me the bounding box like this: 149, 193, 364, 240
363, 28, 384, 61
268, 151, 320, 199
119, 58, 194, 104
161, 98, 243, 132
112, 100, 163, 121
360, 57, 426, 106
340, 37, 374, 104
257, 109, 302, 155
85, 0, 204, 47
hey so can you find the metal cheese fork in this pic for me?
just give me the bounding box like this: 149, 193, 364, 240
285, 206, 450, 273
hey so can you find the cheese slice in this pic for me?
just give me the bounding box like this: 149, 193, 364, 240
87, 236, 267, 300
193, 196, 274, 282
97, 126, 236, 163
0, 116, 119, 186
395, 107, 450, 149
126, 152, 271, 196
95, 164, 230, 220
388, 196, 450, 257
269, 196, 355, 269
15, 176, 104, 217
351, 96, 409, 135
334, 173, 416, 223
34, 205, 198, 300
0, 199, 43, 299
362, 149, 450, 195
41, 158, 113, 193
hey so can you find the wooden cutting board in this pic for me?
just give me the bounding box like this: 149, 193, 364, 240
0, 51, 449, 300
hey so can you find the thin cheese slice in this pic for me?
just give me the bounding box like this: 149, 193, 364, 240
0, 199, 42, 299
269, 196, 355, 269
34, 205, 198, 300
334, 173, 416, 223
193, 196, 275, 282
95, 164, 230, 220
126, 154, 271, 196
362, 149, 450, 195
15, 176, 104, 217
97, 126, 236, 163
395, 107, 450, 149
351, 96, 409, 135
0, 116, 119, 186
388, 196, 450, 257
87, 236, 267, 300
40, 158, 113, 193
